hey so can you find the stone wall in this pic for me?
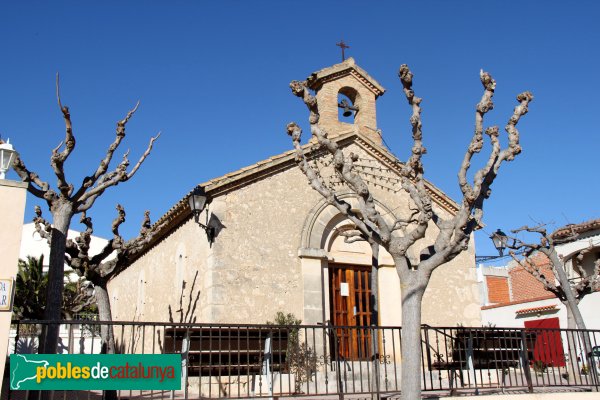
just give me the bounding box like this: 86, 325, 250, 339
108, 139, 481, 328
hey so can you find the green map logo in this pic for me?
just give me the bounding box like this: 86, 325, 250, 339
11, 354, 49, 389
10, 354, 181, 390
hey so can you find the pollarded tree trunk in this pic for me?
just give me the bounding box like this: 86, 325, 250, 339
565, 302, 579, 382
396, 263, 430, 400
42, 204, 73, 354
94, 280, 116, 355
92, 281, 118, 400
399, 284, 426, 399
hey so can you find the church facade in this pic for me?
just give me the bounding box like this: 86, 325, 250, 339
107, 59, 482, 329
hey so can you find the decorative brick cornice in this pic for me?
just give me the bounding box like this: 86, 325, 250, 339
307, 57, 385, 98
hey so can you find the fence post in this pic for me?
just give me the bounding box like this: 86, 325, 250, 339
519, 330, 534, 393
328, 321, 344, 400
371, 325, 381, 400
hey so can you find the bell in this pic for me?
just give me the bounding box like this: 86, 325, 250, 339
339, 99, 355, 118
343, 105, 353, 117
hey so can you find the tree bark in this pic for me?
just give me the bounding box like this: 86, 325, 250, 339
546, 250, 587, 330
399, 282, 426, 400
94, 281, 118, 400
41, 204, 73, 354
94, 281, 116, 355
545, 250, 599, 388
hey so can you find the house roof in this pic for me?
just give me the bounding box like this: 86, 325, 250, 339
552, 218, 600, 240
122, 131, 461, 271
515, 304, 558, 315
307, 57, 386, 98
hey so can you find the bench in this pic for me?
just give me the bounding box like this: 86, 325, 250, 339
424, 328, 537, 393
164, 327, 289, 377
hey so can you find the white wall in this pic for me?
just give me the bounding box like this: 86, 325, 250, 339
482, 292, 600, 330
19, 222, 110, 272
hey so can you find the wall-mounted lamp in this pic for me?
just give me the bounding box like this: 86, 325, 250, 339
0, 138, 17, 180
188, 186, 215, 242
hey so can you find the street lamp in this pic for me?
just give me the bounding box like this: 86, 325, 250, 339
0, 139, 17, 180
490, 229, 508, 256
188, 186, 215, 242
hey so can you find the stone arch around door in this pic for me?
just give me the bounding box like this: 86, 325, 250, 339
298, 192, 398, 327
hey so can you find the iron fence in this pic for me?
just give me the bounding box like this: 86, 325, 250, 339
7, 320, 600, 398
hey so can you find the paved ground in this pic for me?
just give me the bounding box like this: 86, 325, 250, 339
1, 372, 594, 400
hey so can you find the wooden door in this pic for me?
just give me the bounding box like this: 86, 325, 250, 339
524, 317, 565, 367
329, 264, 373, 360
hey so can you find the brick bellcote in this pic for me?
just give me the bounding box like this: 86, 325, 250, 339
307, 57, 386, 144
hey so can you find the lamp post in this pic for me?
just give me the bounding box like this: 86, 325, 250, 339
475, 229, 511, 262
0, 139, 17, 180
490, 229, 508, 257
188, 186, 215, 241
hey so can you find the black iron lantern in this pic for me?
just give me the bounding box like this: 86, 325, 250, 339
490, 229, 508, 256
188, 187, 208, 223
188, 186, 214, 241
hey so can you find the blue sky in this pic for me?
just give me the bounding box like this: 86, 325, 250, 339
1, 1, 598, 260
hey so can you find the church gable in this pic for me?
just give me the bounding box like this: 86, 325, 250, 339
107, 58, 481, 328
141, 132, 459, 262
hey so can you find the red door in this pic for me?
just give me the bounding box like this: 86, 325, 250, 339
524, 317, 565, 367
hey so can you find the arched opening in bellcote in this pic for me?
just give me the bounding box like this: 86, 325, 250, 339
337, 86, 361, 125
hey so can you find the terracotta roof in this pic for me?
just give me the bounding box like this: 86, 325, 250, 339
515, 305, 558, 315
552, 218, 600, 239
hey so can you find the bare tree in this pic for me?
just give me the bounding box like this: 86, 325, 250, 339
12, 76, 159, 354
506, 225, 600, 330
34, 204, 166, 354
286, 65, 532, 399
506, 225, 600, 383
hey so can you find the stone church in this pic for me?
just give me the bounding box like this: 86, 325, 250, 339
108, 58, 481, 329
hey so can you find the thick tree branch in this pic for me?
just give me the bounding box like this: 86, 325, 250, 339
339, 228, 367, 244
397, 65, 426, 179
458, 70, 496, 202
394, 65, 433, 257
33, 205, 52, 243
50, 74, 76, 197
72, 102, 140, 201
12, 156, 55, 202
76, 133, 159, 212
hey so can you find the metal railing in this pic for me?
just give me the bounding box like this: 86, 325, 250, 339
7, 320, 600, 398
